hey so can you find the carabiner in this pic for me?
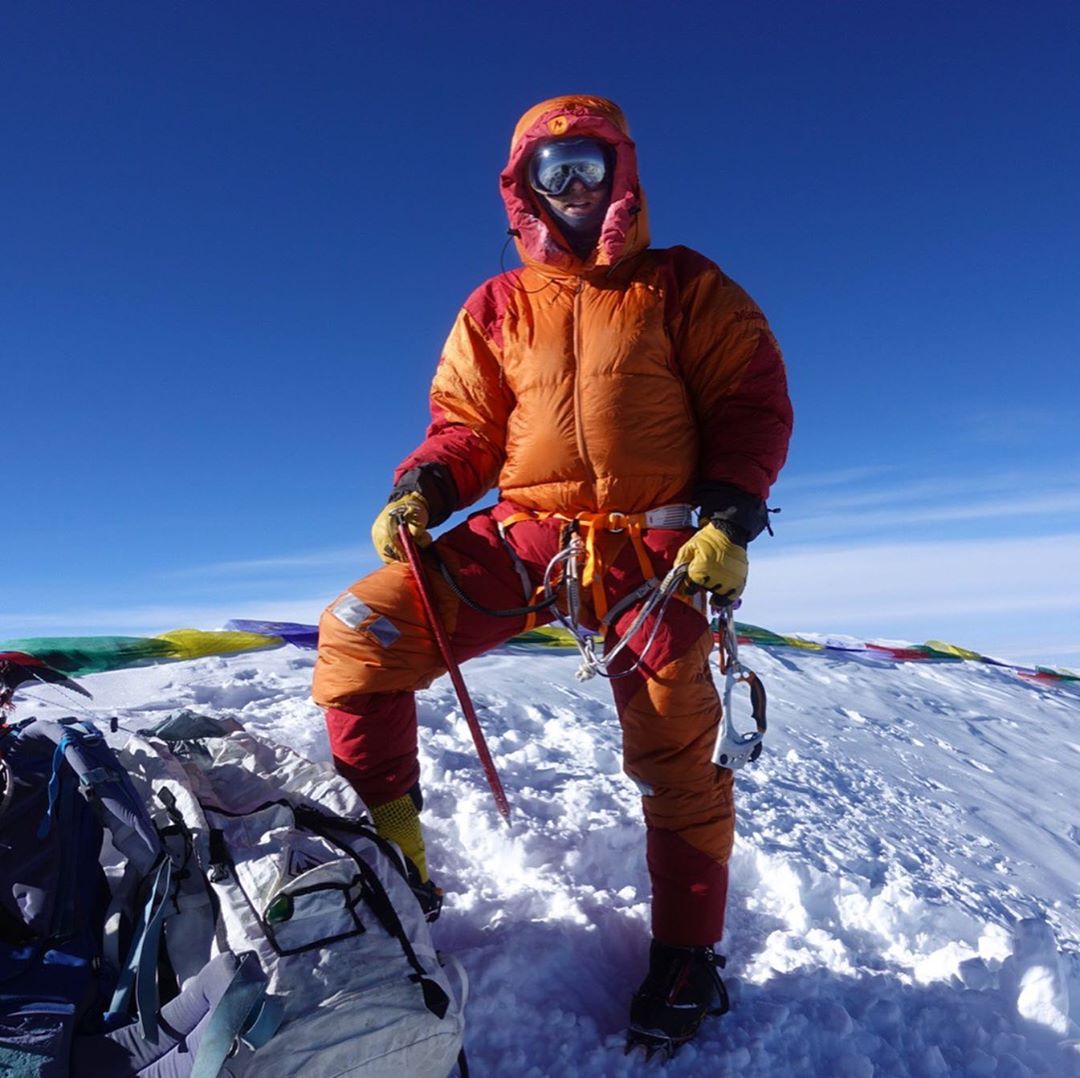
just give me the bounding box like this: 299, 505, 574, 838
711, 604, 768, 771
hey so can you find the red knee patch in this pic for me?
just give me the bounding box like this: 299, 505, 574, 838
325, 698, 421, 807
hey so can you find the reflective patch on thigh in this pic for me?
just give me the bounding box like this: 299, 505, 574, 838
626, 771, 655, 797
365, 616, 401, 648
331, 593, 373, 629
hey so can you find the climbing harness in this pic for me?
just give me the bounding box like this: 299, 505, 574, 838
431, 504, 698, 684
711, 603, 768, 770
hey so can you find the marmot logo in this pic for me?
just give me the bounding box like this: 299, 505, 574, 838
733, 310, 765, 323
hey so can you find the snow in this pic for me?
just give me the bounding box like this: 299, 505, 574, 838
15, 637, 1080, 1076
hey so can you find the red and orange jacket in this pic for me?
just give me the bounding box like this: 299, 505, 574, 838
395, 95, 792, 539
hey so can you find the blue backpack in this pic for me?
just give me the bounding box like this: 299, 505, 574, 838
0, 716, 278, 1077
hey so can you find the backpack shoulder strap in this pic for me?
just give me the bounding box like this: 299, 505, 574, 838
30, 719, 171, 1040
52, 719, 163, 874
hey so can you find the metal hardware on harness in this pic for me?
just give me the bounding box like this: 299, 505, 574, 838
542, 531, 688, 682
711, 604, 767, 770
564, 528, 585, 631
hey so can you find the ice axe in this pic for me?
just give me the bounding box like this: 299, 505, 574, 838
395, 519, 512, 825
1, 651, 92, 713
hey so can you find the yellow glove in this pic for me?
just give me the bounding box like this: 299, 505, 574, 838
674, 523, 749, 601
371, 491, 431, 564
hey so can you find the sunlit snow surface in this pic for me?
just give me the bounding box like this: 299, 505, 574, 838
18, 641, 1080, 1076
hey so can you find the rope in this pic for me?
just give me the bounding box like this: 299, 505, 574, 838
435, 552, 559, 619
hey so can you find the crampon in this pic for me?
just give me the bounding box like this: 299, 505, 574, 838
625, 941, 730, 1061
413, 877, 445, 923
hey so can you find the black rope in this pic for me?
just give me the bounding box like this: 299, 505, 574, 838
434, 550, 559, 619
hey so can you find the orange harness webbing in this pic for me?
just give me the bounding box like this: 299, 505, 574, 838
499, 509, 662, 624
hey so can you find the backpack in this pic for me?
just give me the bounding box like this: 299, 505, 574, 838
0, 717, 279, 1078
117, 712, 467, 1078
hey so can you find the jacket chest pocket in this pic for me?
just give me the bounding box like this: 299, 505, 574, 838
585, 282, 677, 377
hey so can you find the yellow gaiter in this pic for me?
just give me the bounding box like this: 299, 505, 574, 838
370, 792, 429, 882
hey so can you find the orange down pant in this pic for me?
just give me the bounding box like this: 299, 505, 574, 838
312, 502, 734, 946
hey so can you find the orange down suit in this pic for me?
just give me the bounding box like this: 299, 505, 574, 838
313, 95, 792, 946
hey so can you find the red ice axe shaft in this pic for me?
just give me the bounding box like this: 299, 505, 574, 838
397, 521, 512, 825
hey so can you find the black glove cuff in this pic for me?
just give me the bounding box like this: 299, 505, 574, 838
696, 481, 769, 543
707, 517, 750, 548
389, 464, 459, 527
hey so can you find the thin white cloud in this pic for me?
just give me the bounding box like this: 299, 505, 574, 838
748, 532, 1080, 661
786, 491, 1080, 540
168, 546, 372, 578
954, 404, 1074, 448
773, 464, 896, 492
776, 462, 1080, 518
0, 598, 329, 638
782, 475, 969, 511
1001, 639, 1080, 665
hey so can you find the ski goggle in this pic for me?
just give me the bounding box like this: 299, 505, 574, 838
529, 138, 611, 196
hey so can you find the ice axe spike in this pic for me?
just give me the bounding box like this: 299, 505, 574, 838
396, 520, 512, 826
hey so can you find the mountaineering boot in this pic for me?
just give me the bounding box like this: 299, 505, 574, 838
410, 877, 445, 923
369, 783, 444, 922
626, 940, 730, 1060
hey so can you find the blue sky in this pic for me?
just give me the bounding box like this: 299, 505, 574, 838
2, 2, 1078, 667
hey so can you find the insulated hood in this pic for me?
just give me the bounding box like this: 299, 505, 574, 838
500, 94, 650, 274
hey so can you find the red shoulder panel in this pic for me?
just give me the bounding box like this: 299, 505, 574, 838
462, 272, 522, 352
